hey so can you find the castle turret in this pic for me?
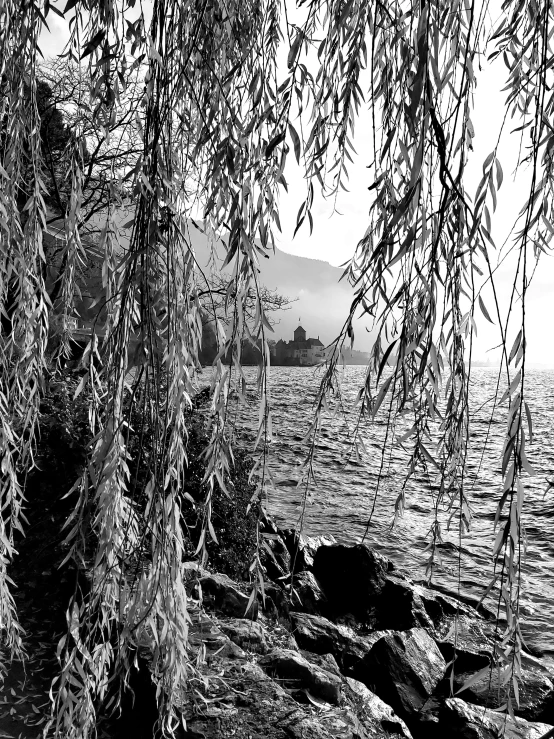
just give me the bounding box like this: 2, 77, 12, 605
294, 325, 306, 342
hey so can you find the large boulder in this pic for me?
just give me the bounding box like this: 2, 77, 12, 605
187, 610, 246, 662
259, 648, 343, 705
218, 618, 269, 654
355, 628, 446, 720
455, 653, 554, 722
287, 707, 411, 739
375, 575, 434, 631
199, 572, 254, 618
422, 697, 554, 739
416, 583, 483, 626
290, 612, 383, 673
300, 650, 342, 677
279, 528, 338, 572
419, 581, 497, 621
435, 614, 494, 672
346, 678, 413, 738
312, 543, 393, 622
283, 716, 335, 738
290, 571, 328, 615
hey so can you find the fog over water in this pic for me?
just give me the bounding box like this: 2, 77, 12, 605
224, 365, 554, 657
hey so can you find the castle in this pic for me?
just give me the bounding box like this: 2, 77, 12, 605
275, 325, 327, 365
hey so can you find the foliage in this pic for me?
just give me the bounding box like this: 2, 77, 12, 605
179, 415, 259, 581
37, 57, 142, 230
35, 371, 258, 581
0, 0, 550, 734
122, 381, 259, 580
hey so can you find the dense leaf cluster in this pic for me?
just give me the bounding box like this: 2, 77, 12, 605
1, 0, 551, 732
34, 373, 258, 581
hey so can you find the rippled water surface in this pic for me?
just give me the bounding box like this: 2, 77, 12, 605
229, 366, 554, 654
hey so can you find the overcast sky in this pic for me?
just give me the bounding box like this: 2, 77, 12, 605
40, 4, 554, 366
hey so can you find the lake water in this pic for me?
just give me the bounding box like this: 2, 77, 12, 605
227, 365, 554, 657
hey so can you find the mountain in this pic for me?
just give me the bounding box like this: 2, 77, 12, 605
52, 210, 370, 352
187, 223, 370, 351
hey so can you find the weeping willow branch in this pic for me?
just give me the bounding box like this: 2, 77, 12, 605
0, 0, 552, 733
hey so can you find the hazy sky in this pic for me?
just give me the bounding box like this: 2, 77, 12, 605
40, 4, 554, 365
272, 36, 554, 367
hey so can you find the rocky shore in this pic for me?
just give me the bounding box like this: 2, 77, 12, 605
163, 515, 554, 739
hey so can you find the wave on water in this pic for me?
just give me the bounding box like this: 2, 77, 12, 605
221, 365, 554, 653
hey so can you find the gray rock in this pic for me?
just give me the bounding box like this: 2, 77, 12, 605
300, 650, 342, 677
284, 717, 333, 738
375, 572, 482, 633
188, 611, 246, 661
455, 652, 554, 722
199, 572, 255, 618
290, 571, 328, 615
279, 529, 337, 572
376, 575, 434, 631
415, 582, 481, 625
284, 706, 410, 739
312, 543, 393, 623
435, 614, 494, 672
355, 628, 446, 719
259, 648, 344, 705
419, 581, 498, 621
218, 618, 269, 654
346, 678, 413, 738
182, 561, 210, 578
290, 612, 383, 673
437, 697, 554, 739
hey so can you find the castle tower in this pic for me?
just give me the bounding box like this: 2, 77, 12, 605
294, 325, 306, 342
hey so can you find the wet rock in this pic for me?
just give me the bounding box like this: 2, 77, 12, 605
290, 612, 356, 657
300, 650, 342, 677
188, 611, 246, 661
287, 709, 409, 739
290, 612, 382, 673
259, 648, 343, 705
416, 583, 481, 626
284, 716, 333, 738
279, 528, 337, 572
285, 705, 411, 739
538, 689, 554, 725
199, 572, 255, 619
219, 618, 269, 654
455, 652, 554, 722
290, 571, 328, 615
420, 581, 497, 621
376, 575, 434, 631
435, 614, 494, 672
312, 543, 393, 622
346, 678, 413, 738
415, 695, 442, 735
356, 628, 446, 720
429, 697, 554, 739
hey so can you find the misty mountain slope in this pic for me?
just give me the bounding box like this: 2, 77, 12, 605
69, 210, 370, 350
187, 222, 369, 350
